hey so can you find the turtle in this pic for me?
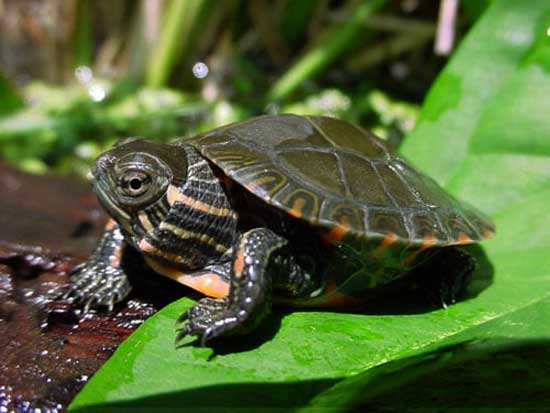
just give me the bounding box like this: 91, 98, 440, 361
63, 114, 495, 346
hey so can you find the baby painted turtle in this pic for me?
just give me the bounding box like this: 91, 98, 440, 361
64, 115, 494, 345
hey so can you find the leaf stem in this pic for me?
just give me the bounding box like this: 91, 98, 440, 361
266, 0, 387, 102
0, 72, 23, 115
73, 0, 93, 67
145, 0, 210, 88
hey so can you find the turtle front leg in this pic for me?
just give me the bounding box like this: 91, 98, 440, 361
63, 220, 132, 312
176, 228, 317, 346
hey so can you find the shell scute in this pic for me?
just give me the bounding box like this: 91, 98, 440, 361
188, 114, 495, 246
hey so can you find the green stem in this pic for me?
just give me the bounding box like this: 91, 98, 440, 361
0, 72, 23, 115
363, 15, 436, 36
267, 0, 387, 102
347, 32, 433, 71
145, 0, 211, 88
73, 0, 93, 67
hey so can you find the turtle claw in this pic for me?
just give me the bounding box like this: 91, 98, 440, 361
176, 310, 189, 324
68, 262, 86, 276
62, 285, 77, 302
60, 261, 131, 313
175, 326, 191, 345
83, 298, 94, 314
200, 327, 215, 347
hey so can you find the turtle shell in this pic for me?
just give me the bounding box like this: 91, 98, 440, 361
188, 114, 495, 246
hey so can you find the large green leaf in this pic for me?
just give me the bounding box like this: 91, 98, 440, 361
70, 1, 550, 411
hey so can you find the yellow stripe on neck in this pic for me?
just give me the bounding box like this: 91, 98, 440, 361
166, 185, 234, 217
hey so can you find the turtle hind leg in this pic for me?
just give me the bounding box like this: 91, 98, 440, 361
415, 247, 476, 309
176, 228, 317, 346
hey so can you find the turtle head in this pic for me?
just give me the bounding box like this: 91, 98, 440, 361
91, 138, 188, 234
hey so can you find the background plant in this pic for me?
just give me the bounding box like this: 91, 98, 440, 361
0, 0, 486, 176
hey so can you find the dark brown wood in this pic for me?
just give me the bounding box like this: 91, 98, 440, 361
0, 162, 186, 413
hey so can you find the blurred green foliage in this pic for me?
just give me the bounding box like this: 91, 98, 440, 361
0, 0, 485, 178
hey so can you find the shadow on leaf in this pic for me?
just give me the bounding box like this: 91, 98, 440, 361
177, 310, 286, 357
70, 378, 338, 413
307, 338, 550, 412
70, 338, 550, 413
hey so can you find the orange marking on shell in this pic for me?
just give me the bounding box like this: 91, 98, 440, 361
401, 234, 438, 268
420, 234, 438, 251
369, 232, 398, 257
246, 176, 276, 191
381, 232, 398, 247
104, 219, 117, 230
482, 228, 495, 239
145, 258, 229, 298
322, 226, 347, 243
288, 198, 306, 218
456, 233, 473, 245
322, 215, 350, 244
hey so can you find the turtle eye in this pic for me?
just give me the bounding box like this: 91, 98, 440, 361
130, 177, 143, 191
121, 172, 150, 196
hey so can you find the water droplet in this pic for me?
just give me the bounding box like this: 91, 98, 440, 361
89, 84, 106, 102
75, 66, 93, 83
192, 62, 209, 79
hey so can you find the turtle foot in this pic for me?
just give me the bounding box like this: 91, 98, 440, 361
420, 247, 475, 308
175, 297, 247, 347
62, 261, 132, 312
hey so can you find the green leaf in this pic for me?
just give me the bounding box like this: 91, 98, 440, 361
70, 1, 550, 411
